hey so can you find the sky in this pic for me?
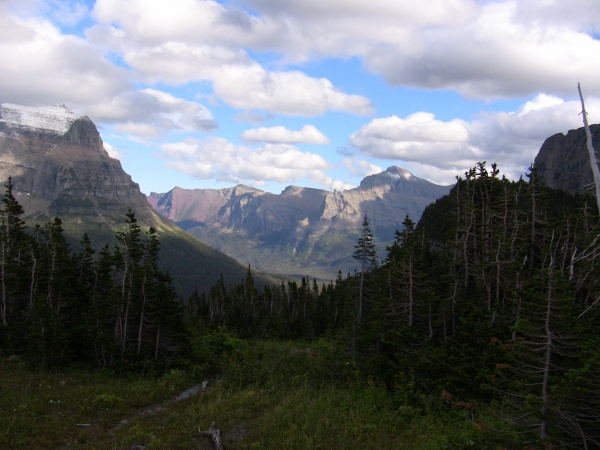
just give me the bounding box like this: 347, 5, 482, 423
2, 0, 600, 195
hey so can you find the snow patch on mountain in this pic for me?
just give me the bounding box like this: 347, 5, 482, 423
0, 103, 80, 135
385, 167, 413, 181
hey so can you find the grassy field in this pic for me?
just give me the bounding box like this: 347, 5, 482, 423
0, 338, 513, 449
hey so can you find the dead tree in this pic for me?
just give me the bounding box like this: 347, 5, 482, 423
578, 82, 600, 213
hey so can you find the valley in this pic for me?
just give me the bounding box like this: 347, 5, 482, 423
2, 102, 600, 448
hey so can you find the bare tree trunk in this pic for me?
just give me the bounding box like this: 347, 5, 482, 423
137, 275, 147, 355
29, 252, 36, 314
1, 242, 6, 325
540, 266, 555, 443
407, 258, 414, 326
578, 82, 600, 213
154, 322, 161, 359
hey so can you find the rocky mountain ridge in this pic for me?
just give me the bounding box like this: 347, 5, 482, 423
0, 103, 146, 220
534, 123, 600, 195
148, 167, 452, 280
0, 102, 273, 295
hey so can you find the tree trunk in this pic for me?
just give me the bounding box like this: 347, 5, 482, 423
578, 83, 600, 213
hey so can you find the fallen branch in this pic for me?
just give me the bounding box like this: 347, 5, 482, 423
199, 421, 224, 450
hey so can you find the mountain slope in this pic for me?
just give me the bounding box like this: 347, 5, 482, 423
0, 103, 273, 295
148, 167, 452, 280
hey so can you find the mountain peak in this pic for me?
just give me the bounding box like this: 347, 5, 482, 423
384, 166, 414, 180
0, 103, 81, 135
358, 166, 416, 189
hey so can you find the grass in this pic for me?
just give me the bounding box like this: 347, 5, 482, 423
0, 339, 513, 449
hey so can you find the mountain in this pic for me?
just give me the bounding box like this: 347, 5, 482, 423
148, 167, 452, 280
0, 103, 274, 295
534, 123, 600, 195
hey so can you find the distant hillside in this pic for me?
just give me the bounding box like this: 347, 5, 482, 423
0, 102, 275, 296
148, 167, 452, 280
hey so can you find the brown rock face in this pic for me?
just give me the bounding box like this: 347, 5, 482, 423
534, 123, 600, 195
149, 167, 452, 280
0, 103, 149, 222
0, 103, 265, 295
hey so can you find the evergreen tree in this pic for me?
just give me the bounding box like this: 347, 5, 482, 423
0, 177, 27, 333
351, 215, 377, 356
114, 209, 144, 357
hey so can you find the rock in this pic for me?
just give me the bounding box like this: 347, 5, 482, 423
149, 167, 452, 279
534, 123, 600, 195
0, 102, 271, 296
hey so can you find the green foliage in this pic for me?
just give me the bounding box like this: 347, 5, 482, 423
93, 393, 124, 409
1, 340, 521, 449
4, 160, 600, 447
0, 185, 188, 372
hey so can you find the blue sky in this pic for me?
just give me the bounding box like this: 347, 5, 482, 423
2, 0, 600, 195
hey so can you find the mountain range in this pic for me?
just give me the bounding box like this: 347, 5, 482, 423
148, 168, 452, 280
2, 101, 596, 291
0, 103, 275, 296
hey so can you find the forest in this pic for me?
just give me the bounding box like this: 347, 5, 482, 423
2, 162, 600, 448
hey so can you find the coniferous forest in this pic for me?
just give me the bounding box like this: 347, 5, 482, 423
2, 163, 600, 448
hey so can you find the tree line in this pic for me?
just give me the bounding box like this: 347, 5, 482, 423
3, 160, 600, 446
187, 163, 600, 448
0, 177, 186, 372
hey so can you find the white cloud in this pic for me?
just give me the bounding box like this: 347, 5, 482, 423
0, 4, 218, 141
0, 6, 129, 108
342, 158, 383, 179
113, 38, 374, 116
350, 113, 474, 165
161, 137, 333, 187
89, 89, 216, 140
350, 94, 600, 183
362, 1, 600, 98
3, 0, 600, 194
214, 66, 374, 116
102, 141, 122, 159
238, 0, 478, 60
231, 0, 600, 99
513, 0, 600, 33
243, 0, 474, 23
234, 110, 275, 124
88, 0, 374, 116
241, 125, 329, 144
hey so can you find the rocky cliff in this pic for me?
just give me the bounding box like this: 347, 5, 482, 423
0, 103, 150, 222
0, 103, 272, 295
534, 123, 600, 195
148, 167, 452, 280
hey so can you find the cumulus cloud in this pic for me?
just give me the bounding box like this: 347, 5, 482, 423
238, 0, 600, 99
350, 94, 600, 184
214, 66, 373, 116
91, 89, 216, 140
88, 0, 374, 116
350, 113, 476, 167
0, 5, 128, 108
109, 36, 374, 116
161, 137, 332, 186
3, 0, 600, 193
363, 1, 600, 98
241, 125, 329, 144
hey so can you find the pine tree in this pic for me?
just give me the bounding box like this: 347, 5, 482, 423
0, 177, 27, 330
352, 215, 377, 356
114, 209, 144, 357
